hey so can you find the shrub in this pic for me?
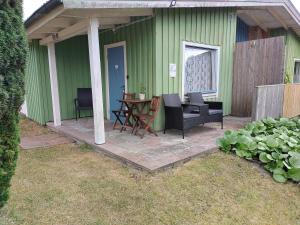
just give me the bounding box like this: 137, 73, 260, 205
218, 117, 300, 183
0, 0, 27, 208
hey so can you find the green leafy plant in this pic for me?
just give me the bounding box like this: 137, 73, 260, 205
284, 72, 292, 84
0, 0, 28, 208
140, 83, 146, 94
217, 117, 300, 183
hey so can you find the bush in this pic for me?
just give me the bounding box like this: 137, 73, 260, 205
218, 117, 300, 183
0, 0, 27, 208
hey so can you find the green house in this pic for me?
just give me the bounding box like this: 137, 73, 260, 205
24, 0, 300, 144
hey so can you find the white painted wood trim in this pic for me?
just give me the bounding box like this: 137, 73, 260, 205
63, 1, 284, 9
47, 43, 62, 126
27, 5, 65, 35
181, 41, 221, 99
104, 41, 127, 120
40, 20, 88, 45
87, 18, 105, 145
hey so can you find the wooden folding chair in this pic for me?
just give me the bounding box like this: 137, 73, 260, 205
112, 92, 135, 130
133, 96, 161, 138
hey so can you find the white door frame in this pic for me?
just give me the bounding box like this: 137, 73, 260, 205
104, 41, 127, 120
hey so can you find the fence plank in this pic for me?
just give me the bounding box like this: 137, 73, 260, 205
252, 84, 284, 121
283, 84, 300, 118
232, 37, 284, 117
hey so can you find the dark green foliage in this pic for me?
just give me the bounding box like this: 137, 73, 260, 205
218, 118, 300, 183
0, 0, 27, 208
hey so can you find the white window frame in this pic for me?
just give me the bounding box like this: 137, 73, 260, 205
293, 58, 300, 83
182, 41, 221, 98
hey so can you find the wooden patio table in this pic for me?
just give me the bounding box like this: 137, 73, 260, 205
119, 98, 151, 132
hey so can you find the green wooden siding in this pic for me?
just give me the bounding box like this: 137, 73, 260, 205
154, 8, 237, 129
270, 29, 300, 82
99, 17, 155, 107
285, 30, 300, 80
25, 40, 52, 124
25, 36, 94, 124
55, 36, 92, 120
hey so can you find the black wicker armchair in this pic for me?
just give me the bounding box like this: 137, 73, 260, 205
162, 94, 209, 139
187, 92, 223, 129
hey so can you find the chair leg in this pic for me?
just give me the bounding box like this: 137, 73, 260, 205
75, 109, 78, 121
78, 110, 81, 119
182, 129, 185, 139
163, 129, 166, 134
132, 118, 139, 134
113, 113, 124, 130
221, 119, 224, 129
113, 119, 118, 130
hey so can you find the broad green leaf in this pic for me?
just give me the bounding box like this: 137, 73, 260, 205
217, 138, 231, 153
271, 152, 280, 160
259, 153, 271, 163
289, 154, 300, 168
257, 142, 268, 151
287, 168, 300, 182
273, 174, 287, 183
266, 137, 278, 148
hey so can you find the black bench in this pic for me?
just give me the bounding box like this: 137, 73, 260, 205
162, 94, 209, 139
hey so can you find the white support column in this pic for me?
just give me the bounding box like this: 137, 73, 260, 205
87, 18, 105, 145
47, 42, 61, 126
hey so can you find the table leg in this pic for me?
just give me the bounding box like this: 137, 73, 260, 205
120, 103, 134, 132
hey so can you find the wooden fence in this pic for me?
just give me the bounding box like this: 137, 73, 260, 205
232, 36, 285, 117
252, 84, 300, 121
283, 84, 300, 118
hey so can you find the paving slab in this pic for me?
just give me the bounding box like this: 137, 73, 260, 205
20, 133, 73, 150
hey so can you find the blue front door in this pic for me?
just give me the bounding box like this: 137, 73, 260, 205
107, 45, 126, 121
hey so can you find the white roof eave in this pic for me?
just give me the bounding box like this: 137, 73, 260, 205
63, 0, 285, 9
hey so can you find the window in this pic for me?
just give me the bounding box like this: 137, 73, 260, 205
182, 42, 220, 97
294, 61, 300, 83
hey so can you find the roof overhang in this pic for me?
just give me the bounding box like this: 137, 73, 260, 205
25, 0, 300, 45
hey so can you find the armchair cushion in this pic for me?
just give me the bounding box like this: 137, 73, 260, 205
209, 109, 223, 115
183, 113, 200, 119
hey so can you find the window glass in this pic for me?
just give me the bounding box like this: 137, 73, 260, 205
184, 45, 218, 95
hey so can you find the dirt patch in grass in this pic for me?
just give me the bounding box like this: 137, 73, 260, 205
0, 142, 299, 225
20, 117, 52, 138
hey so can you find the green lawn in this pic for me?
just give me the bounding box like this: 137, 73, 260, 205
0, 119, 299, 225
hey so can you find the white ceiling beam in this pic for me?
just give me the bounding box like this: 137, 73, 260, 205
267, 8, 288, 30
28, 33, 48, 39
35, 26, 62, 33
27, 5, 65, 35
46, 17, 79, 28
40, 20, 88, 45
39, 16, 131, 45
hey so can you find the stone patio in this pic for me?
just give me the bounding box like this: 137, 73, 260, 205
47, 117, 249, 171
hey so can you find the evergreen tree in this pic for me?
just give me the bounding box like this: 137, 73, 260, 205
0, 0, 28, 208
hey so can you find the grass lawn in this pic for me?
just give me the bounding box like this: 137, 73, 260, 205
0, 119, 299, 225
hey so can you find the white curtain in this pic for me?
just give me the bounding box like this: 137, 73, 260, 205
184, 47, 213, 94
